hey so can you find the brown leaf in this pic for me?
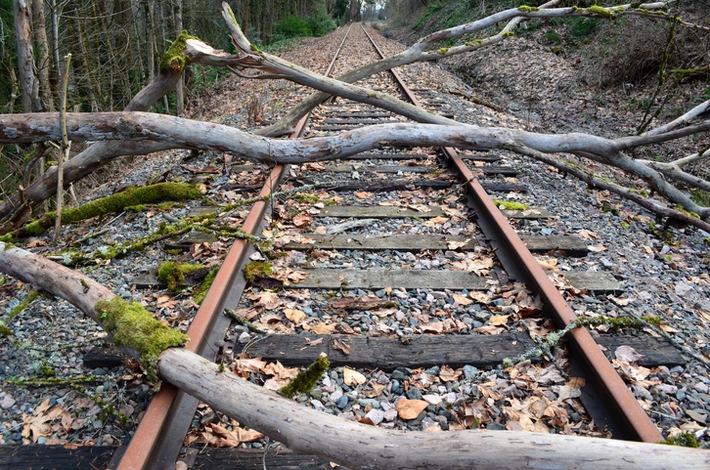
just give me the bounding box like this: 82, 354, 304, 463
439, 365, 461, 382
452, 294, 473, 306
489, 314, 510, 326
293, 213, 314, 228
395, 398, 429, 420
250, 292, 283, 310
263, 361, 299, 381
343, 366, 367, 386
284, 308, 306, 324
332, 339, 352, 355
308, 322, 337, 335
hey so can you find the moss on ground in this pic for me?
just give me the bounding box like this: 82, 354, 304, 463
243, 261, 273, 283
158, 261, 205, 291
194, 267, 219, 304
494, 200, 529, 210
95, 297, 188, 382
278, 353, 330, 398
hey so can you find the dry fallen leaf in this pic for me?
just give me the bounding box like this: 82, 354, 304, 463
439, 365, 462, 382
293, 213, 314, 228
536, 257, 558, 271
395, 398, 429, 420
489, 314, 510, 327
308, 322, 337, 335
615, 345, 643, 363
343, 366, 367, 386
332, 339, 352, 355
452, 293, 473, 306
423, 216, 449, 227
284, 308, 306, 324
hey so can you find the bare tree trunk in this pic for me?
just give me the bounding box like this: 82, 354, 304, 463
13, 0, 39, 112
32, 0, 53, 112
174, 0, 185, 115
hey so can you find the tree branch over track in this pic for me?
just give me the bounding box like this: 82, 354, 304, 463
1, 111, 708, 228
0, 241, 707, 469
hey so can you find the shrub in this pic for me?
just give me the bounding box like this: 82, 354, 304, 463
307, 8, 337, 37
275, 15, 312, 39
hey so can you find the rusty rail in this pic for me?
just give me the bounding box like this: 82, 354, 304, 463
360, 23, 662, 443
114, 24, 354, 470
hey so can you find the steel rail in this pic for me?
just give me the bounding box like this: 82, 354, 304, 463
359, 23, 662, 443
114, 24, 354, 470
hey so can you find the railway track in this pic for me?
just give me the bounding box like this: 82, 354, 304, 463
3, 23, 694, 469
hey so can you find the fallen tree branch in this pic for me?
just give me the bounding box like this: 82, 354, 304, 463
0, 242, 706, 468
2, 111, 707, 224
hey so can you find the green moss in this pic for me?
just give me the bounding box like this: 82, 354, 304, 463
518, 5, 539, 12
243, 261, 273, 283
503, 31, 515, 37
587, 5, 614, 18
494, 200, 528, 210
465, 39, 484, 47
160, 30, 198, 72
194, 267, 219, 304
21, 220, 46, 236
95, 297, 188, 382
663, 431, 700, 448
690, 189, 710, 207
278, 353, 330, 398
158, 262, 204, 291
15, 183, 201, 238
7, 290, 40, 319
295, 193, 321, 204
36, 360, 55, 377
7, 375, 99, 387
438, 47, 449, 55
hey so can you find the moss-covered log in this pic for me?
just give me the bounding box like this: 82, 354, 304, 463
14, 182, 201, 238
95, 297, 188, 381
0, 242, 187, 382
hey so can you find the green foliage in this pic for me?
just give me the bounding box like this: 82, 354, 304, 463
0, 0, 17, 113
415, 3, 444, 30
544, 31, 563, 45
275, 15, 312, 39
307, 8, 337, 37
95, 297, 188, 382
691, 189, 710, 207
568, 17, 600, 42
